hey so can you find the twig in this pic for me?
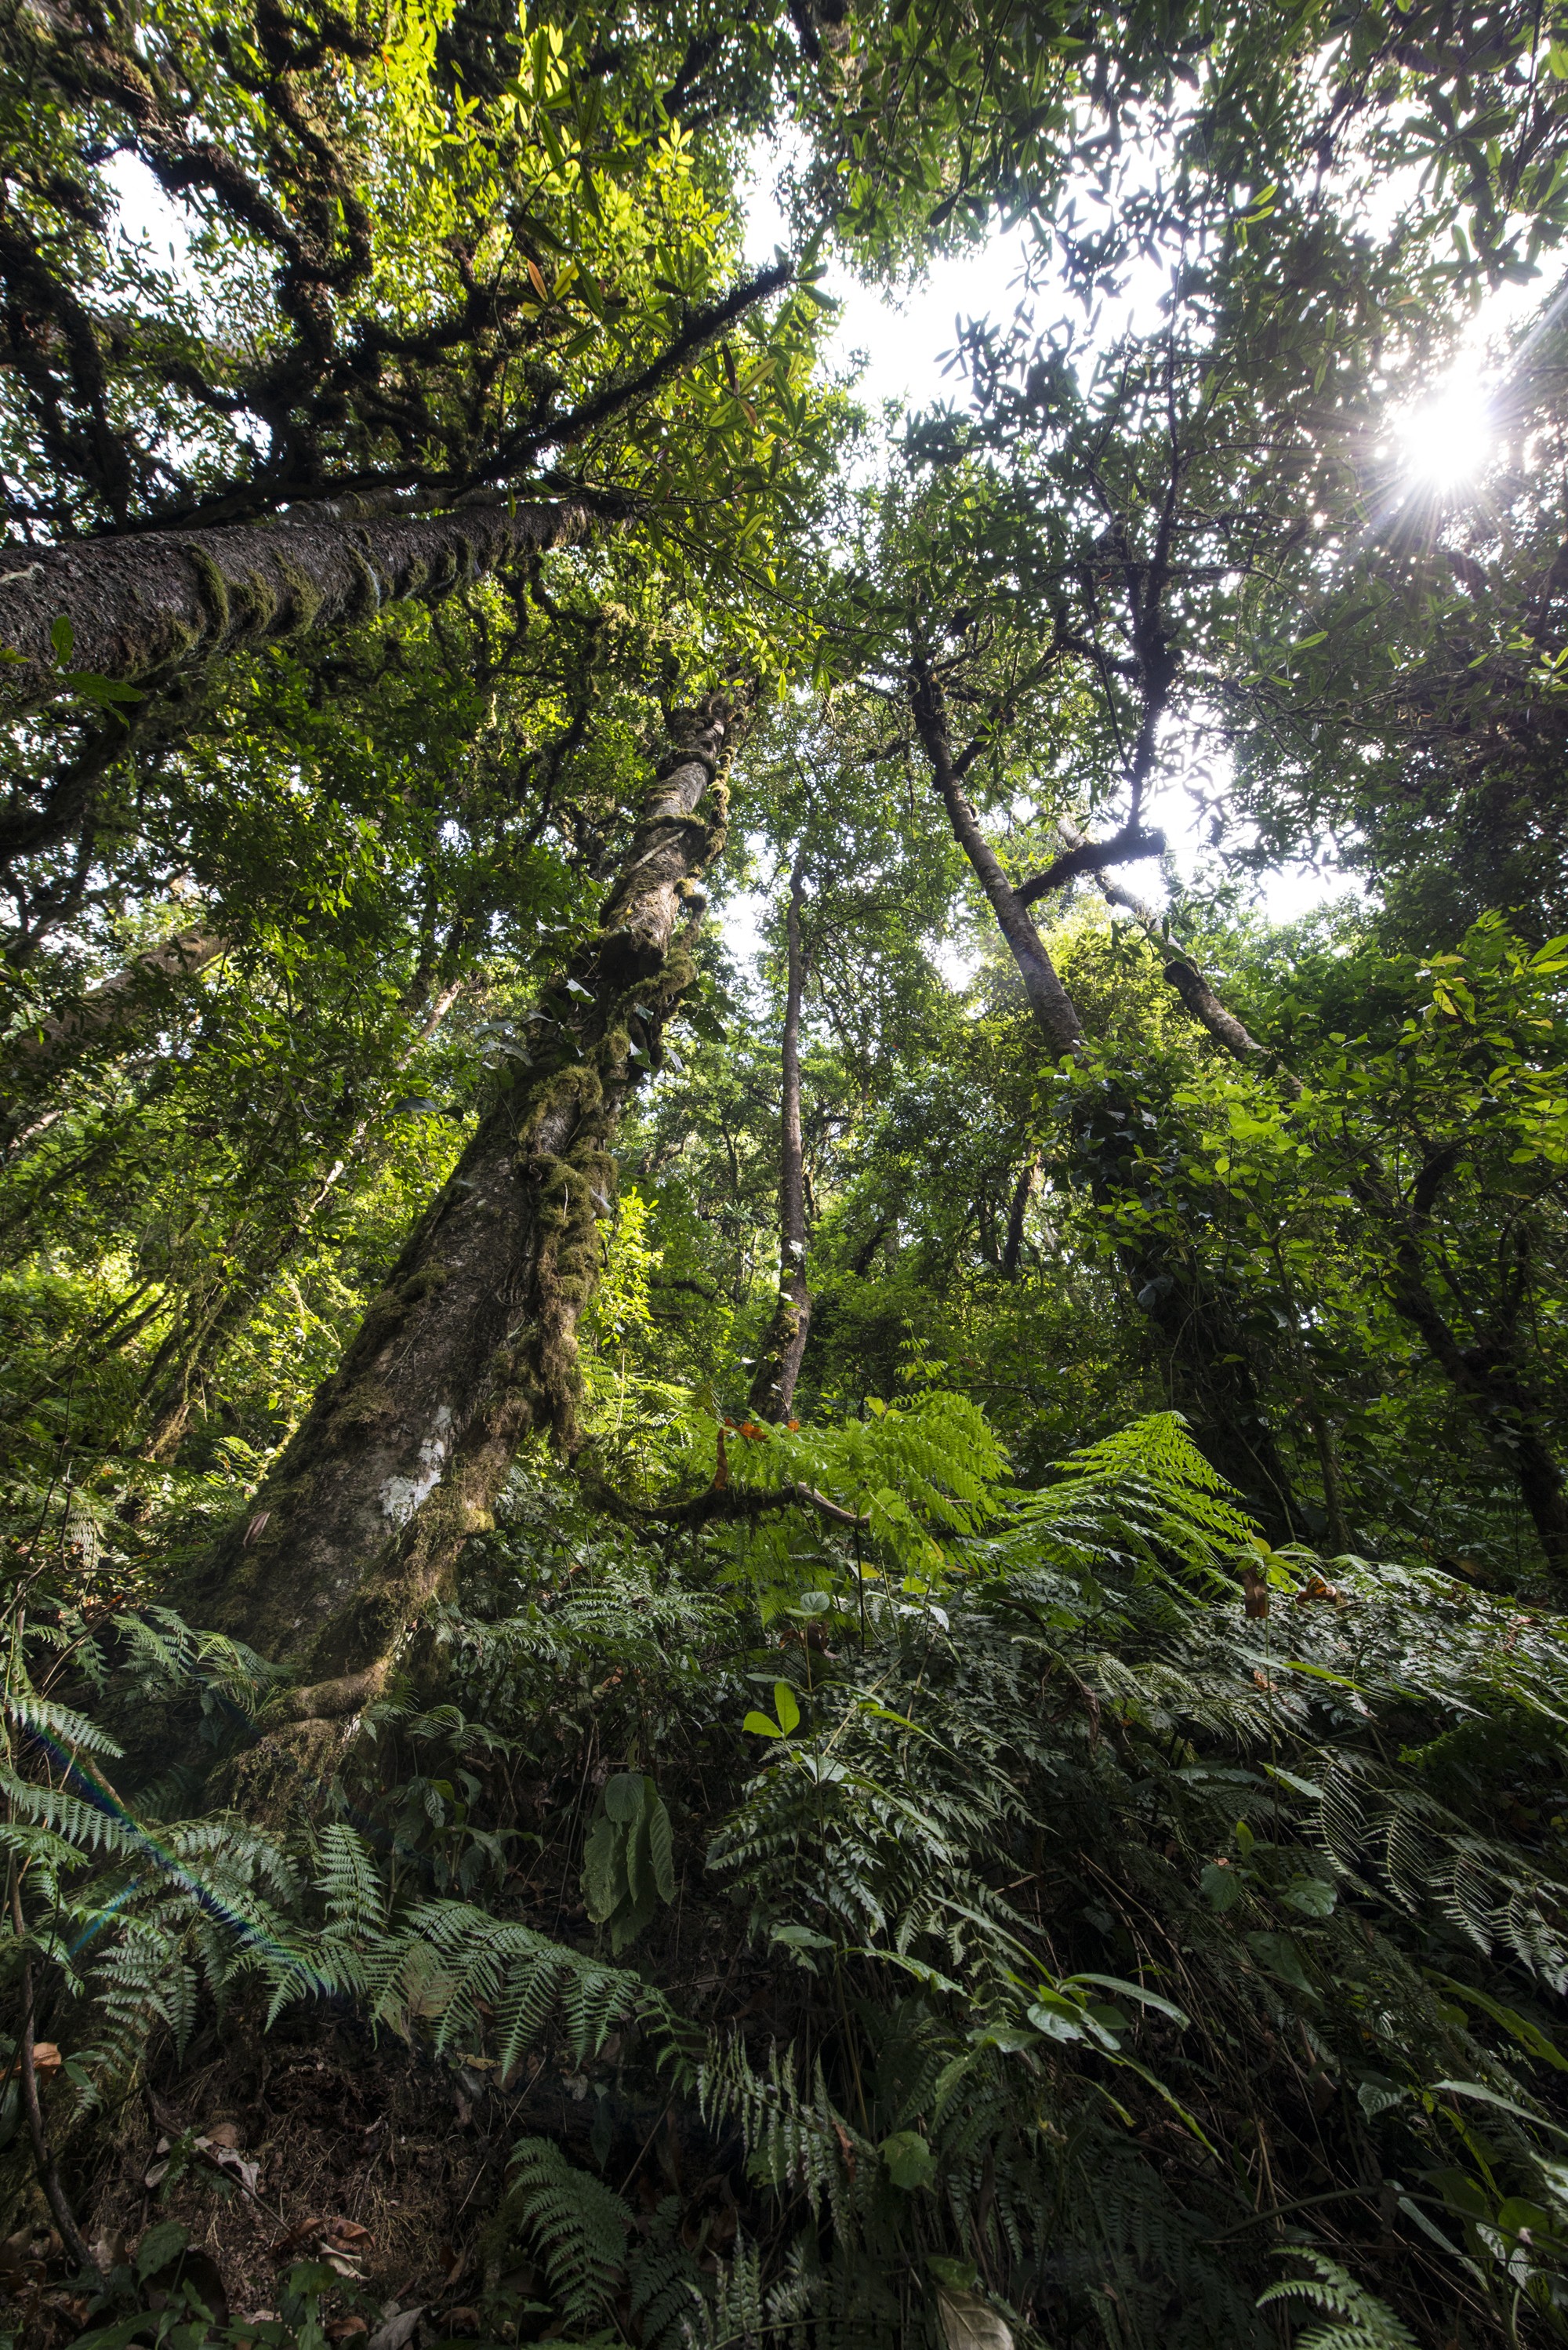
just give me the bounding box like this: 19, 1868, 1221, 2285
16, 1941, 100, 2274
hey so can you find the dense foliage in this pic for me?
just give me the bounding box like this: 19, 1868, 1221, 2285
4, 0, 1568, 2345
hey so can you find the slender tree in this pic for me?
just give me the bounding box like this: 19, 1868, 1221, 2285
750, 854, 811, 1418
907, 656, 1300, 1527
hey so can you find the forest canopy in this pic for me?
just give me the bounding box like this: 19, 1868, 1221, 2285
4, 2, 1568, 2347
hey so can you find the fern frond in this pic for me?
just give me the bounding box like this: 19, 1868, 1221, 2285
1258, 2251, 1421, 2350
502, 2136, 631, 2324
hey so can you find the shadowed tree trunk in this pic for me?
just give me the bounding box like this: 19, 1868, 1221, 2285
1001, 1152, 1040, 1280
750, 855, 811, 1419
184, 697, 736, 1745
0, 496, 594, 731
909, 658, 1299, 1536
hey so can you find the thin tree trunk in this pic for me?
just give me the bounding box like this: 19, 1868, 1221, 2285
1308, 1404, 1354, 1557
750, 856, 811, 1419
1000, 1152, 1039, 1280
185, 699, 735, 1731
913, 659, 1083, 1057
1378, 1223, 1568, 1578
0, 496, 593, 727
909, 663, 1298, 1536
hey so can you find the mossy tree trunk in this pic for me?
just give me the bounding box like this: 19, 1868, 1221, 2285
0, 496, 593, 732
187, 698, 734, 1727
749, 855, 811, 1419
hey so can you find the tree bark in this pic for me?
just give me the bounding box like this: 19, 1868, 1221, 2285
909, 663, 1298, 1536
1000, 1152, 1039, 1280
184, 698, 734, 1731
913, 659, 1083, 1058
750, 856, 811, 1419
0, 921, 227, 1161
2, 921, 223, 1070
1377, 1219, 1568, 1579
0, 497, 593, 722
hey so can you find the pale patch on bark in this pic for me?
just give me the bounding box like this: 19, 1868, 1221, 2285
379, 1404, 452, 1526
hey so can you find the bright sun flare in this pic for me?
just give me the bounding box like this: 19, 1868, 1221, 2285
1396, 372, 1494, 492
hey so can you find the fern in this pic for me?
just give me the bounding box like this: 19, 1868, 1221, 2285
497, 2136, 631, 2325
626, 2196, 714, 2350
1258, 2251, 1421, 2350
9, 1407, 1568, 2348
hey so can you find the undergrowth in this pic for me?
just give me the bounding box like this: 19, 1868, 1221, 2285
5, 1396, 1568, 2347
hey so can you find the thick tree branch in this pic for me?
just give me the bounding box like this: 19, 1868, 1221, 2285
476, 260, 796, 486
0, 497, 596, 721
1017, 820, 1166, 904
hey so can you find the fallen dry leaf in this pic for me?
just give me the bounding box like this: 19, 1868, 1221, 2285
322, 2219, 374, 2250
937, 2287, 1014, 2350
366, 2308, 423, 2350
270, 2217, 326, 2258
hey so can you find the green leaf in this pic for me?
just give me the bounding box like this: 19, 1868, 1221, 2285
49, 613, 74, 663
1245, 1930, 1316, 1995
60, 670, 143, 703
743, 1710, 782, 1737
880, 2129, 935, 2189
1282, 1875, 1337, 1918
604, 1771, 644, 1825
647, 1784, 675, 1903
771, 1921, 834, 1951
1430, 1978, 1568, 2070
136, 2218, 188, 2279
623, 1809, 648, 1905
582, 1812, 627, 1925
1068, 1973, 1191, 2028
772, 1680, 801, 1734
1027, 1991, 1087, 2042
1202, 1861, 1243, 1912
1431, 2079, 1568, 2142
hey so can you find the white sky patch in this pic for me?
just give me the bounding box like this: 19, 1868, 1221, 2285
106, 149, 201, 280
736, 147, 1568, 976
743, 136, 1037, 416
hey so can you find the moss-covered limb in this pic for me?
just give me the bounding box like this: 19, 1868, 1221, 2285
0, 498, 594, 722
187, 699, 738, 1735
